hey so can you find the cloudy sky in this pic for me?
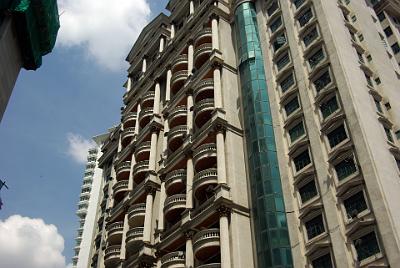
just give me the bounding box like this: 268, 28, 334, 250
0, 0, 168, 266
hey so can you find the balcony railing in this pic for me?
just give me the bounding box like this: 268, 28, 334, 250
193, 228, 220, 261
165, 169, 186, 194
194, 79, 214, 101
193, 143, 217, 163
104, 245, 121, 263
161, 251, 185, 268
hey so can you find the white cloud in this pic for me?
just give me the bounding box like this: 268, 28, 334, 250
57, 0, 151, 71
0, 215, 71, 268
66, 133, 96, 164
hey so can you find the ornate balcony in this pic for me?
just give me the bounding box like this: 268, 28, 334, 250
168, 125, 187, 152
133, 160, 149, 184
169, 105, 187, 128
193, 168, 218, 200
194, 79, 214, 102
106, 221, 124, 245
116, 161, 131, 181
141, 91, 155, 108
125, 227, 144, 253
112, 180, 128, 202
195, 28, 212, 46
165, 169, 186, 196
139, 107, 154, 128
122, 112, 137, 128
104, 245, 121, 266
194, 98, 214, 128
121, 127, 135, 147
172, 54, 188, 73
164, 194, 186, 222
134, 141, 151, 162
193, 143, 217, 171
194, 43, 212, 69
128, 203, 146, 227
193, 229, 220, 261
171, 70, 188, 96
161, 251, 185, 268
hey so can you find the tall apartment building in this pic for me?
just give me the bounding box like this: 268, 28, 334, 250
86, 0, 400, 267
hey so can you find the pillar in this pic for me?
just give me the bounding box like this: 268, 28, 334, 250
189, 0, 194, 15
143, 187, 154, 243
120, 213, 129, 259
170, 23, 175, 39
218, 207, 231, 268
188, 41, 194, 75
154, 81, 161, 115
213, 64, 223, 109
128, 152, 137, 190
216, 127, 227, 184
142, 57, 147, 73
166, 68, 172, 102
186, 154, 194, 209
162, 118, 169, 158
211, 15, 220, 51
158, 182, 166, 231
187, 92, 194, 134
185, 231, 194, 268
159, 37, 165, 53
135, 103, 141, 135
148, 130, 158, 171
127, 76, 132, 92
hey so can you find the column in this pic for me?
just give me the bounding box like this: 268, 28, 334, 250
162, 118, 169, 158
142, 57, 147, 73
117, 128, 123, 152
153, 81, 161, 115
148, 129, 158, 171
211, 15, 220, 51
120, 213, 129, 259
159, 37, 165, 53
188, 41, 194, 75
189, 0, 194, 15
170, 23, 175, 39
218, 207, 231, 268
128, 152, 137, 190
186, 154, 194, 209
187, 92, 194, 134
143, 187, 154, 243
185, 231, 194, 268
166, 69, 172, 103
216, 127, 227, 184
135, 103, 141, 135
157, 182, 166, 232
213, 64, 223, 109
127, 76, 132, 92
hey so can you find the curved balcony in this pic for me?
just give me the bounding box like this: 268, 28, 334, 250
128, 203, 146, 227
168, 125, 187, 152
193, 168, 218, 201
139, 107, 154, 129
141, 91, 155, 108
193, 229, 220, 261
125, 227, 144, 253
197, 264, 221, 268
165, 169, 186, 196
194, 98, 214, 128
194, 79, 214, 102
164, 194, 186, 222
134, 141, 151, 162
104, 245, 121, 266
172, 54, 188, 73
123, 112, 137, 128
193, 143, 217, 171
161, 251, 185, 268
112, 180, 128, 202
194, 43, 212, 69
169, 105, 187, 128
195, 28, 212, 46
116, 161, 131, 181
107, 221, 124, 245
133, 160, 149, 184
121, 127, 135, 147
171, 70, 188, 96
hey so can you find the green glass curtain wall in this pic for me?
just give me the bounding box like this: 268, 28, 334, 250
234, 2, 293, 267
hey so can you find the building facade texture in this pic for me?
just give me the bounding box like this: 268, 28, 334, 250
85, 0, 400, 267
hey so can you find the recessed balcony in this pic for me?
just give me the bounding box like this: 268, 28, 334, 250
121, 127, 136, 147
139, 107, 154, 129
161, 251, 185, 268
141, 91, 155, 108
134, 141, 151, 162
112, 180, 129, 202
194, 79, 214, 102
128, 203, 146, 227
116, 161, 131, 181
168, 125, 187, 152
193, 143, 217, 171
169, 105, 187, 128
164, 194, 186, 222
172, 54, 188, 73
125, 227, 144, 253
193, 168, 218, 201
104, 245, 121, 266
107, 221, 124, 245
194, 43, 212, 69
171, 70, 188, 96
195, 28, 212, 47
165, 169, 186, 196
133, 160, 149, 184
193, 229, 220, 261
123, 112, 137, 128
194, 98, 214, 128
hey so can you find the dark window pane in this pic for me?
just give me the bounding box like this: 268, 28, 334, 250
289, 121, 305, 142
298, 8, 313, 27
354, 232, 380, 261
294, 150, 311, 172
280, 72, 295, 93
320, 96, 339, 118
284, 97, 300, 116
335, 157, 357, 180
314, 70, 332, 92
327, 125, 347, 148
299, 180, 317, 203
344, 191, 368, 218
305, 214, 325, 239
312, 253, 333, 268
303, 27, 318, 47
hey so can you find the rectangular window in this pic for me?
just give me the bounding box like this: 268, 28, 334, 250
298, 8, 313, 27
320, 96, 339, 118
267, 1, 279, 16
391, 43, 400, 54
384, 127, 394, 142
294, 150, 311, 172
374, 99, 383, 113
280, 72, 295, 93
327, 124, 347, 148
273, 32, 287, 51
384, 26, 393, 37
305, 214, 325, 240
289, 121, 305, 142
276, 52, 290, 70
314, 70, 332, 92
293, 0, 305, 9
335, 157, 357, 180
312, 253, 333, 268
364, 73, 373, 87
377, 12, 385, 22
299, 180, 318, 203
270, 16, 282, 33
284, 97, 300, 116
308, 48, 325, 68
354, 232, 381, 261
303, 27, 318, 47
344, 191, 368, 218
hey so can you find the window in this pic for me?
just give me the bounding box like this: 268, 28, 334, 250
384, 26, 393, 37
384, 126, 394, 142
270, 16, 282, 33
308, 48, 325, 68
374, 77, 381, 85
294, 150, 311, 172
289, 121, 305, 142
267, 1, 279, 16
273, 32, 287, 51
293, 0, 305, 9
276, 52, 290, 70
303, 27, 319, 47
344, 191, 368, 219
335, 157, 357, 180
364, 73, 373, 87
280, 72, 295, 93
391, 42, 400, 54
357, 51, 364, 63
312, 253, 333, 268
314, 70, 332, 92
327, 124, 347, 148
374, 99, 382, 113
299, 180, 318, 203
298, 8, 313, 27
354, 232, 381, 261
284, 97, 300, 116
305, 214, 325, 239
377, 12, 385, 22
320, 95, 339, 118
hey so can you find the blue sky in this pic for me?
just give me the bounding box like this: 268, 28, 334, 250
0, 0, 168, 266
